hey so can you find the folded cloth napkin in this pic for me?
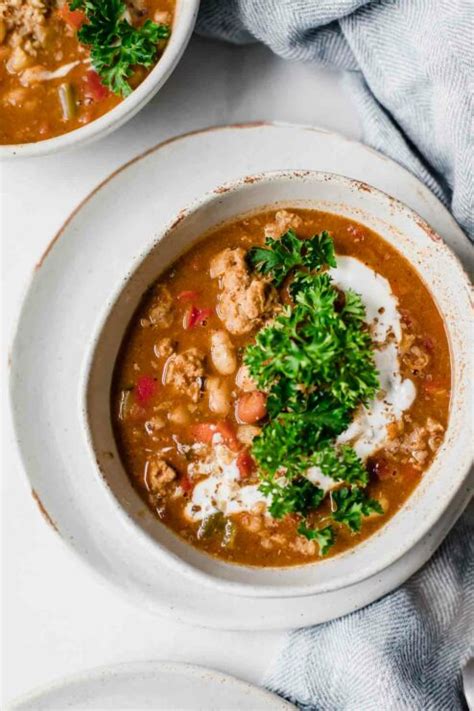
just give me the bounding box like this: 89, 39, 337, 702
264, 508, 473, 710
197, 0, 473, 241
197, 3, 474, 708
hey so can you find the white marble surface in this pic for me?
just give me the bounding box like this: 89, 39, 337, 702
1, 36, 361, 706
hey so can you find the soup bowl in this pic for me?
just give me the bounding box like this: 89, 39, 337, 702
0, 0, 199, 159
84, 170, 473, 597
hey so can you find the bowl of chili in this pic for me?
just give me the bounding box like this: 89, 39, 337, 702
0, 0, 199, 157
83, 170, 473, 597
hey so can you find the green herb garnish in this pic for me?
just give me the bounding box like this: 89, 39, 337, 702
259, 478, 325, 519
242, 229, 382, 551
331, 487, 383, 532
70, 0, 170, 96
297, 522, 335, 556
245, 271, 379, 427
247, 229, 336, 286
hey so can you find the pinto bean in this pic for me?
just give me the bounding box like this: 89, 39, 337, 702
206, 377, 231, 416
210, 330, 237, 375
236, 391, 267, 424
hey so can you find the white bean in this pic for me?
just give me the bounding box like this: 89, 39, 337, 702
168, 404, 190, 426
210, 330, 237, 375
235, 364, 256, 391
206, 377, 231, 415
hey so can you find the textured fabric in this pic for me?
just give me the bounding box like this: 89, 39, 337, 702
197, 5, 474, 708
197, 0, 474, 240
263, 509, 474, 710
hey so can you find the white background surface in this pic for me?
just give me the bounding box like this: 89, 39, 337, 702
1, 37, 361, 705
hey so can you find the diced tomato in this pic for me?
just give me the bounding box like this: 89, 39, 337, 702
181, 474, 194, 493
236, 449, 255, 479
216, 421, 241, 452
85, 70, 111, 101
177, 290, 199, 301
189, 420, 240, 451
58, 4, 86, 29
236, 391, 268, 424
184, 305, 213, 329
189, 422, 217, 444
135, 375, 156, 404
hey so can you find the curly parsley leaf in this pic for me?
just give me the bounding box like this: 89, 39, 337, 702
309, 445, 369, 487
251, 407, 350, 477
297, 522, 335, 555
247, 229, 336, 286
244, 272, 379, 418
259, 478, 325, 519
331, 487, 383, 532
243, 230, 383, 549
70, 0, 170, 96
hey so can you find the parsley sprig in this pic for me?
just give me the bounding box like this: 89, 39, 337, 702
297, 522, 335, 556
247, 229, 336, 286
70, 0, 171, 96
331, 487, 383, 532
243, 228, 383, 554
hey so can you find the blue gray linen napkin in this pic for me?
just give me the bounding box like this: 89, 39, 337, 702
197, 0, 473, 241
197, 2, 474, 708
265, 509, 473, 710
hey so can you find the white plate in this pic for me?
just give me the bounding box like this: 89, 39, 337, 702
9, 661, 295, 710
10, 123, 473, 629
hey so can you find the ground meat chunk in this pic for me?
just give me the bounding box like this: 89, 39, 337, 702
145, 457, 176, 494
264, 210, 303, 239
148, 286, 174, 329
164, 348, 205, 402
0, 0, 52, 56
292, 536, 317, 556
154, 337, 175, 359
426, 418, 444, 452
209, 247, 247, 286
403, 343, 430, 372
385, 418, 444, 467
210, 247, 277, 335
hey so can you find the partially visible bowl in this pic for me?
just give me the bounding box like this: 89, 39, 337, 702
85, 170, 473, 598
0, 0, 199, 159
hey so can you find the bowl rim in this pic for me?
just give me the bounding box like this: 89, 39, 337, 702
81, 168, 474, 598
0, 0, 200, 159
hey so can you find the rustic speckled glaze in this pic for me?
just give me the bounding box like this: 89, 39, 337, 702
10, 661, 295, 710
85, 170, 473, 597
10, 124, 473, 627
0, 0, 200, 159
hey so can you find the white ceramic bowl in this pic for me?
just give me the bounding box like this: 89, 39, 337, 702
85, 170, 473, 598
0, 0, 199, 159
